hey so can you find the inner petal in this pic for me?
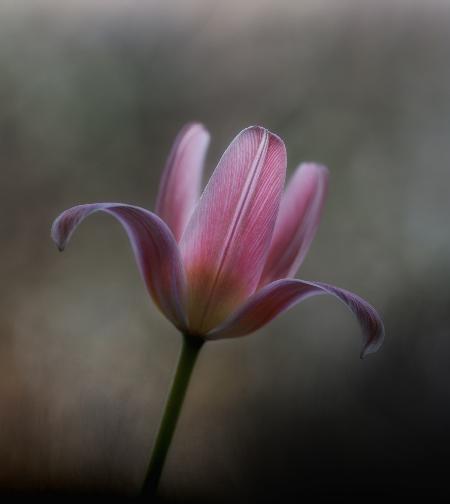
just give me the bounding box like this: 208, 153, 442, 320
179, 126, 287, 334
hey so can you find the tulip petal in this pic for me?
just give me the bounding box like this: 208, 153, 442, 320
155, 123, 210, 241
208, 279, 384, 358
260, 163, 329, 286
180, 126, 287, 334
51, 203, 187, 329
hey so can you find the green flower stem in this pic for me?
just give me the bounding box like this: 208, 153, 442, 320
141, 333, 204, 497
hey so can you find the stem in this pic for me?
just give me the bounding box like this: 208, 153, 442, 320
141, 333, 204, 498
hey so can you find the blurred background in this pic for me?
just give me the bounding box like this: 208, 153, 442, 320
1, 0, 449, 499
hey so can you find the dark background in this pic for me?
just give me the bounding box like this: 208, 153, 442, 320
1, 0, 449, 500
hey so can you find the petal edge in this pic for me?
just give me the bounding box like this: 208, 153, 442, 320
155, 123, 210, 241
180, 126, 287, 334
208, 278, 384, 358
260, 163, 329, 285
51, 203, 187, 329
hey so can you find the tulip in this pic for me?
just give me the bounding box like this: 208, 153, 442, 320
51, 123, 384, 496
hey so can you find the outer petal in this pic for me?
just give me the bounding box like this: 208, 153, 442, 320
180, 126, 287, 334
51, 203, 187, 329
259, 163, 328, 286
155, 123, 210, 241
208, 279, 384, 358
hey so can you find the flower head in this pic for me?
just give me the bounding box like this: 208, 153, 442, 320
52, 123, 384, 357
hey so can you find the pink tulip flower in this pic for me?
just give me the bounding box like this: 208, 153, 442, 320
51, 123, 384, 494
52, 123, 383, 356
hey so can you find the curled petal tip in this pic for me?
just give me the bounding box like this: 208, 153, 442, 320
360, 322, 385, 359
52, 223, 66, 251
50, 203, 188, 329
209, 279, 384, 360
51, 222, 65, 251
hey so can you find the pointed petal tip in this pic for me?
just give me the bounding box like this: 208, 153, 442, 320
297, 162, 330, 185
51, 210, 77, 252
183, 121, 210, 140
185, 120, 207, 129
191, 121, 209, 132
259, 160, 329, 285
300, 161, 329, 172
360, 322, 385, 359
243, 125, 285, 144
155, 122, 210, 241
51, 217, 66, 251
243, 126, 287, 167
209, 279, 384, 361
50, 203, 188, 328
